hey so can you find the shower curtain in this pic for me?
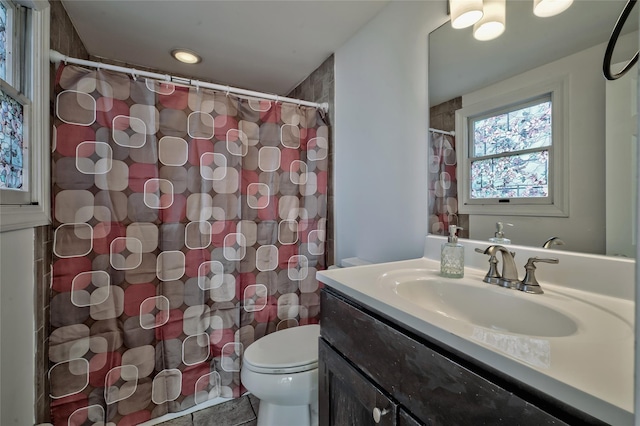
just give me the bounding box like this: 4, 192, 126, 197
49, 64, 329, 425
428, 131, 459, 235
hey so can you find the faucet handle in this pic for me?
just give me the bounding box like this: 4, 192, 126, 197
517, 257, 559, 294
475, 247, 501, 284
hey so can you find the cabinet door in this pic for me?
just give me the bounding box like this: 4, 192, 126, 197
319, 339, 397, 426
398, 409, 423, 426
321, 289, 573, 425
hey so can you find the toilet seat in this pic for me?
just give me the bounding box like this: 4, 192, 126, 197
243, 324, 320, 374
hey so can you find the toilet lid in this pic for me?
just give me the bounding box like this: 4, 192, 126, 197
243, 324, 320, 374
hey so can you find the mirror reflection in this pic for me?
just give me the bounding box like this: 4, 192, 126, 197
428, 0, 638, 257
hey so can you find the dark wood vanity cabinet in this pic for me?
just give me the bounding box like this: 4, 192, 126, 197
319, 288, 604, 426
319, 339, 398, 425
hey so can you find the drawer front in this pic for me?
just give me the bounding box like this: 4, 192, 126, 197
320, 289, 568, 426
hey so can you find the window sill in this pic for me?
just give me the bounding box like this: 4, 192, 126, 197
0, 203, 50, 232
458, 202, 568, 217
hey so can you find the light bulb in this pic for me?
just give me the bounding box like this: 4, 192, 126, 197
473, 0, 506, 41
533, 0, 573, 17
450, 0, 484, 29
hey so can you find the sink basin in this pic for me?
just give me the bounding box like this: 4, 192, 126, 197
393, 277, 577, 337
318, 252, 635, 424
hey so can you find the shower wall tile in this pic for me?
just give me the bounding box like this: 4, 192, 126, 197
430, 97, 461, 132
50, 0, 89, 59
33, 225, 52, 424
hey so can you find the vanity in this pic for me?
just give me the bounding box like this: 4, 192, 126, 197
316, 236, 634, 425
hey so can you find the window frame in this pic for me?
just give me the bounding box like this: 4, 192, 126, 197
455, 77, 569, 217
0, 0, 50, 232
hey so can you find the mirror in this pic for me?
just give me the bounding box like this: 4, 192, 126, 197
428, 0, 638, 257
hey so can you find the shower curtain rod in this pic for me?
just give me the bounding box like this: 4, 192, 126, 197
49, 50, 330, 111
429, 127, 455, 136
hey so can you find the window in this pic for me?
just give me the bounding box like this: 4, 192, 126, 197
456, 78, 568, 216
0, 0, 49, 231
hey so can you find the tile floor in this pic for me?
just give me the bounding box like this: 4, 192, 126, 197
157, 394, 260, 426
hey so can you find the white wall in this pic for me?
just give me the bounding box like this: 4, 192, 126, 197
333, 1, 448, 265
0, 228, 35, 425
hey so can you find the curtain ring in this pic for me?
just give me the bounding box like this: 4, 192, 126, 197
275, 95, 279, 105
131, 72, 137, 81
225, 85, 231, 97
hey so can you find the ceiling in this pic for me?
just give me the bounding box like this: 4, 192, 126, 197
429, 0, 638, 105
60, 0, 390, 96
60, 1, 638, 103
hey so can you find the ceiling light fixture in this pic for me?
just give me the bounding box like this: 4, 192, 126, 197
473, 0, 506, 41
450, 0, 484, 29
449, 0, 573, 41
533, 0, 574, 17
171, 49, 202, 64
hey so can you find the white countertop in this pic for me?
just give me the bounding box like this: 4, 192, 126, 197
317, 252, 634, 425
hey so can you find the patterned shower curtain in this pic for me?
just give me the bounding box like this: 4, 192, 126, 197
428, 131, 459, 235
49, 64, 328, 425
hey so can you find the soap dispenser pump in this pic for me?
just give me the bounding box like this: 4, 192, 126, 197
441, 225, 464, 278
489, 222, 512, 244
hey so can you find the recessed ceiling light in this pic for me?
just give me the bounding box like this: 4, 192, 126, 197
171, 49, 202, 64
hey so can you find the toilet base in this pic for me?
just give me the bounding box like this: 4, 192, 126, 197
257, 399, 318, 426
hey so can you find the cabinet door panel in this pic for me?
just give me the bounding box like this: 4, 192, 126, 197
398, 408, 423, 426
319, 339, 397, 426
321, 289, 572, 426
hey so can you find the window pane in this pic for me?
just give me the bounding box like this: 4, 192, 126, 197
0, 3, 6, 81
470, 150, 548, 199
0, 88, 24, 190
473, 100, 551, 157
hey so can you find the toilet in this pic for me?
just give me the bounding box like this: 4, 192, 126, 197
241, 324, 320, 426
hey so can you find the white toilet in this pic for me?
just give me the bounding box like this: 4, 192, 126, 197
241, 324, 320, 426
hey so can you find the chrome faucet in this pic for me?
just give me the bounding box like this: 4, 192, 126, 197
477, 246, 560, 294
542, 237, 565, 249
487, 245, 519, 288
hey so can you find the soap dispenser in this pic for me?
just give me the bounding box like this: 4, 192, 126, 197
441, 225, 464, 278
489, 222, 512, 244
